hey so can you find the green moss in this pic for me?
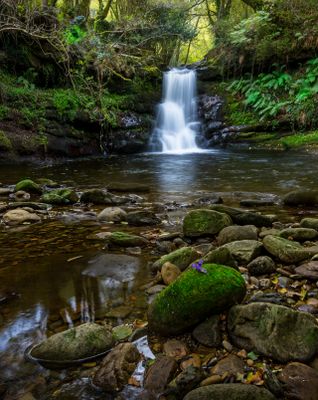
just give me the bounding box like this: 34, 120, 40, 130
15, 179, 42, 194
148, 263, 246, 336
183, 209, 232, 237
277, 131, 318, 149
41, 189, 78, 205
225, 98, 259, 126
0, 105, 9, 120
109, 231, 147, 247
154, 247, 200, 271
0, 130, 12, 151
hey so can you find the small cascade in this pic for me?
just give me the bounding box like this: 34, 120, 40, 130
151, 68, 201, 153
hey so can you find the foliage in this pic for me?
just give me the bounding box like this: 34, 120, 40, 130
227, 58, 318, 129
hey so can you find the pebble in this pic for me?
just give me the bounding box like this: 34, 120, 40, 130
222, 340, 233, 352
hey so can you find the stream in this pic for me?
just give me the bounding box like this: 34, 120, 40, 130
1, 149, 318, 399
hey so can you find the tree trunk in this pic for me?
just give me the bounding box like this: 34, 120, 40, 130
241, 0, 264, 10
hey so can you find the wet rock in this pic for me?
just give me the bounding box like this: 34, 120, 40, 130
108, 232, 148, 247
279, 227, 318, 241
163, 339, 189, 360
15, 179, 42, 194
145, 285, 166, 296
220, 240, 263, 264
278, 362, 318, 400
93, 343, 140, 392
240, 199, 277, 207
183, 209, 232, 237
3, 208, 41, 225
143, 355, 178, 395
263, 235, 314, 263
105, 306, 132, 319
97, 207, 127, 222
156, 240, 176, 254
283, 190, 318, 206
210, 205, 273, 227
148, 264, 246, 336
192, 315, 221, 347
203, 247, 237, 268
247, 256, 276, 276
32, 323, 114, 361
295, 261, 318, 280
193, 195, 223, 206
0, 188, 12, 196
228, 302, 318, 362
126, 210, 160, 226
300, 218, 318, 230
80, 189, 129, 205
14, 190, 31, 200
217, 225, 258, 245
161, 262, 181, 285
211, 354, 245, 377
41, 189, 78, 205
184, 384, 276, 400
181, 354, 202, 370
249, 291, 286, 305
167, 366, 205, 398
152, 247, 200, 272
36, 178, 59, 188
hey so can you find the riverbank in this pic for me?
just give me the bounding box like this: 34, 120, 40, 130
1, 161, 318, 399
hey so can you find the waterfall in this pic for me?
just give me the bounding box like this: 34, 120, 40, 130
151, 68, 201, 153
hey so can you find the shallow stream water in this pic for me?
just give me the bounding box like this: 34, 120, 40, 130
1, 149, 318, 398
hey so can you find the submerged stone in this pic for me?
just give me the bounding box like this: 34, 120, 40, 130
228, 303, 318, 362
147, 264, 246, 336
32, 323, 114, 361
40, 189, 78, 205
15, 179, 42, 194
183, 209, 232, 237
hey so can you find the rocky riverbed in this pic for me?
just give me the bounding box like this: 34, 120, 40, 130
1, 175, 318, 399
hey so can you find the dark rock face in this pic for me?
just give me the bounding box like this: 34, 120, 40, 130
143, 355, 178, 395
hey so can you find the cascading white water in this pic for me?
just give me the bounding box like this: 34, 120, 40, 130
152, 68, 201, 153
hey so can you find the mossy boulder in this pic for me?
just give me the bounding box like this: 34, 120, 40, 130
183, 209, 232, 237
279, 227, 318, 241
32, 323, 114, 361
202, 247, 237, 268
108, 231, 148, 247
40, 189, 78, 205
15, 179, 42, 194
263, 235, 314, 263
210, 205, 273, 227
217, 225, 258, 245
152, 247, 201, 272
80, 189, 129, 205
300, 218, 318, 230
228, 303, 318, 362
220, 240, 263, 264
283, 190, 318, 206
148, 263, 246, 336
184, 384, 276, 400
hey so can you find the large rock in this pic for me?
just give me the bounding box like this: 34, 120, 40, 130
279, 227, 318, 241
32, 323, 114, 361
152, 247, 200, 272
192, 315, 221, 347
202, 247, 237, 268
40, 189, 78, 205
278, 362, 318, 400
184, 384, 276, 400
93, 343, 140, 392
15, 179, 42, 194
220, 240, 263, 264
183, 209, 232, 237
263, 235, 314, 263
108, 231, 148, 247
247, 256, 276, 276
228, 303, 318, 362
97, 207, 127, 222
295, 261, 318, 280
143, 355, 178, 396
126, 210, 160, 226
217, 225, 258, 245
283, 190, 318, 206
3, 209, 41, 225
148, 264, 246, 336
80, 189, 129, 205
300, 218, 318, 230
210, 205, 273, 227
